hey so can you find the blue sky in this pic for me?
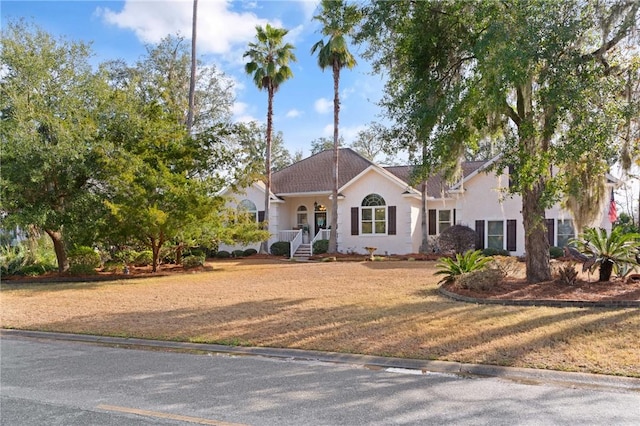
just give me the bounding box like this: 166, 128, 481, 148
2, 0, 386, 157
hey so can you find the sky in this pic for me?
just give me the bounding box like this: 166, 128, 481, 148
1, 0, 387, 158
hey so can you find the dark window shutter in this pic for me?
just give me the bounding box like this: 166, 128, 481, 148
388, 206, 396, 235
506, 219, 517, 251
453, 209, 457, 225
546, 219, 555, 246
258, 211, 265, 223
428, 209, 437, 235
351, 207, 359, 235
475, 220, 485, 250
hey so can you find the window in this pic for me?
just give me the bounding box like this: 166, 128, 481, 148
361, 194, 386, 235
439, 210, 452, 233
238, 199, 257, 222
557, 219, 575, 248
487, 220, 504, 250
296, 205, 308, 228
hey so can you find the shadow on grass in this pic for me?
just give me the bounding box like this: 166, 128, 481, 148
17, 292, 640, 377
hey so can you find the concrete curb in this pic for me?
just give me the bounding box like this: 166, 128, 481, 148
3, 329, 639, 393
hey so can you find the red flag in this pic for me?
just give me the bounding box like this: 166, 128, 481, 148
608, 189, 618, 223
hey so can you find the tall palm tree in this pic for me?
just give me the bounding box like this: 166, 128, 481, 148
244, 24, 296, 253
311, 0, 360, 253
186, 0, 198, 134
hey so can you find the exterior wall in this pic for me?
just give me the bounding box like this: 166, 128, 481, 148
455, 169, 615, 255
218, 184, 273, 253
339, 169, 419, 255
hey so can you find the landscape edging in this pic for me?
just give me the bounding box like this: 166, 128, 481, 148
438, 286, 640, 309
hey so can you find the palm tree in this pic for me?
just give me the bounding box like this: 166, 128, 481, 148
244, 24, 296, 254
311, 0, 360, 253
186, 0, 198, 134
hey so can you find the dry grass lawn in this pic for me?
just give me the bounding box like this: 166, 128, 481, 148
2, 259, 639, 377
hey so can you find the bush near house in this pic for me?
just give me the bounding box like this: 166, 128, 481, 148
215, 250, 231, 259
232, 250, 245, 258
549, 246, 564, 259
313, 239, 329, 254
270, 241, 290, 257
243, 248, 258, 257
438, 225, 476, 254
482, 247, 510, 257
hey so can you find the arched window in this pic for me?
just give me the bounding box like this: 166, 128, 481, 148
238, 199, 257, 222
361, 194, 386, 235
296, 205, 308, 228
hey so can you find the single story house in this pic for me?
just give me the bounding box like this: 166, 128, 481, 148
221, 148, 618, 258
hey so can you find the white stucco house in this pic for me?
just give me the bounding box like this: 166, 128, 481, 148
221, 148, 618, 258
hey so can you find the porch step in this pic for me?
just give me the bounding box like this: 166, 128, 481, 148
293, 243, 311, 260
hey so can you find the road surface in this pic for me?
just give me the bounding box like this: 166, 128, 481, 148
2, 335, 639, 425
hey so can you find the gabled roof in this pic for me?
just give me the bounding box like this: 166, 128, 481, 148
384, 161, 486, 198
271, 148, 375, 194
271, 147, 489, 198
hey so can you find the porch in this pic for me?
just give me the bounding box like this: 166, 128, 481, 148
278, 229, 331, 260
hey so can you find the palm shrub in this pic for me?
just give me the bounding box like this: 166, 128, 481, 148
435, 250, 492, 285
573, 227, 640, 281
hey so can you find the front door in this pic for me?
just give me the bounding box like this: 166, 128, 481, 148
314, 212, 327, 236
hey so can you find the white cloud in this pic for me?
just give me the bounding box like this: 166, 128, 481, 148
232, 101, 259, 124
97, 1, 274, 56
322, 123, 366, 144
314, 97, 332, 114
286, 109, 302, 118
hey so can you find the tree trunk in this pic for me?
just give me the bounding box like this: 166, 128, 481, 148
419, 181, 429, 253
599, 260, 613, 282
45, 229, 69, 273
328, 61, 340, 253
150, 234, 164, 273
186, 0, 198, 133
260, 87, 274, 254
522, 180, 552, 283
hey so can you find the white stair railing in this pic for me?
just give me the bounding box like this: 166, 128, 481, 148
289, 230, 303, 259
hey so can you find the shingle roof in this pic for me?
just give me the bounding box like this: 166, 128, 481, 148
271, 148, 488, 198
384, 161, 486, 198
271, 148, 375, 194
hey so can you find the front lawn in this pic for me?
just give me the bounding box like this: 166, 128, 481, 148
1, 259, 638, 377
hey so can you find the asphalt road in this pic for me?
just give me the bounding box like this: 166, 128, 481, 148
2, 335, 639, 425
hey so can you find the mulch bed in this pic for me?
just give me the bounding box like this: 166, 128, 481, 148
443, 277, 640, 302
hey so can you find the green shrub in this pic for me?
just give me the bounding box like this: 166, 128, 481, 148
182, 255, 205, 268
215, 250, 231, 259
133, 250, 153, 266
270, 241, 290, 257
455, 269, 504, 291
243, 248, 258, 257
435, 250, 492, 285
232, 249, 245, 258
312, 239, 329, 254
482, 247, 510, 257
113, 249, 138, 265
19, 264, 50, 276
549, 246, 564, 259
69, 263, 98, 275
68, 246, 101, 270
102, 261, 124, 273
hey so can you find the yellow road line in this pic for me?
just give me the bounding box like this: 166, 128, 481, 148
96, 404, 248, 426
